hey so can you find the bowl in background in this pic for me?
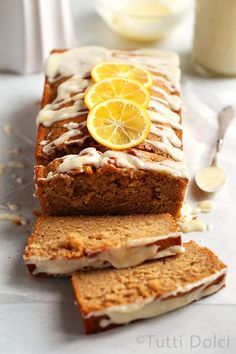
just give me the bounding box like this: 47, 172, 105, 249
95, 0, 192, 42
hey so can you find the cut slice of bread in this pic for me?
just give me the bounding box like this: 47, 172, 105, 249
72, 241, 227, 334
23, 213, 183, 276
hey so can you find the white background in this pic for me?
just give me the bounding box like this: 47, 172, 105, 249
0, 0, 236, 353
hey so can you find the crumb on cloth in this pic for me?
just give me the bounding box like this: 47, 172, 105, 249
0, 213, 27, 226
2, 124, 13, 136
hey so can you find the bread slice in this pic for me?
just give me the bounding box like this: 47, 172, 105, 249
71, 241, 227, 334
24, 213, 183, 276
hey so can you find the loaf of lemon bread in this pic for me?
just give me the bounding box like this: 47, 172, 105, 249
35, 47, 189, 216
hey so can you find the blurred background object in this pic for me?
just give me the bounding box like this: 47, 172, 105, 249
192, 0, 236, 77
0, 0, 76, 74
95, 0, 192, 42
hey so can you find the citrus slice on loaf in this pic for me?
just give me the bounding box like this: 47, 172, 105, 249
85, 77, 150, 109
91, 61, 153, 88
87, 98, 151, 150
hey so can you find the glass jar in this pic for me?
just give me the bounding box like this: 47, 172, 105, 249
192, 0, 236, 77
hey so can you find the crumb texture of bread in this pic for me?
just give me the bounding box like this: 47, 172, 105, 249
72, 241, 227, 315
35, 166, 188, 216
24, 213, 179, 259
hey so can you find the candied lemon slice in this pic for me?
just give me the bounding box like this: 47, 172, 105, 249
91, 61, 153, 88
84, 77, 150, 109
87, 98, 151, 150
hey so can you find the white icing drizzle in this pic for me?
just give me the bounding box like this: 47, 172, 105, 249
151, 67, 180, 90
179, 218, 207, 233
40, 140, 49, 146
151, 96, 168, 106
64, 122, 80, 130
153, 76, 176, 92
169, 95, 181, 111
45, 46, 111, 83
149, 100, 180, 121
148, 110, 183, 130
126, 232, 181, 246
41, 147, 189, 179
145, 96, 183, 160
37, 46, 187, 173
36, 92, 88, 127
197, 200, 216, 213
26, 245, 184, 275
150, 125, 182, 147
147, 120, 183, 161
178, 203, 209, 233
146, 139, 183, 161
151, 85, 170, 97
151, 86, 181, 111
42, 123, 86, 154
37, 106, 88, 128
178, 200, 216, 233
55, 76, 91, 102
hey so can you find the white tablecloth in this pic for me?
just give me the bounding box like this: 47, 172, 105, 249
0, 1, 235, 353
